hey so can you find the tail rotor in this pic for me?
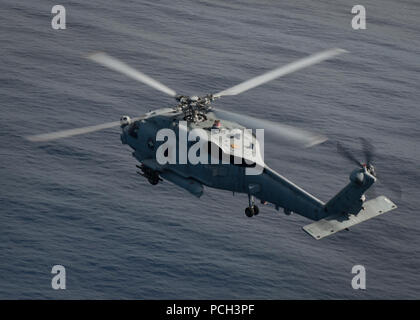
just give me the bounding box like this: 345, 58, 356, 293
336, 138, 401, 200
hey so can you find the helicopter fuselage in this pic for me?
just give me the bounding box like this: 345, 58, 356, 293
120, 107, 377, 222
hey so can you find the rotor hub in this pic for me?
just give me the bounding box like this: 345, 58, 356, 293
366, 164, 376, 177
175, 94, 214, 123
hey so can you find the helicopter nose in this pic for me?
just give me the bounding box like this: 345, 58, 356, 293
120, 130, 128, 145
120, 122, 132, 145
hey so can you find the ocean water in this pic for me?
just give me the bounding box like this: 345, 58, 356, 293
0, 0, 419, 299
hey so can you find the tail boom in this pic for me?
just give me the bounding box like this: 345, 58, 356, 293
258, 167, 397, 239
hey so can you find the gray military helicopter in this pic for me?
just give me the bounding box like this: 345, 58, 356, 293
27, 48, 397, 239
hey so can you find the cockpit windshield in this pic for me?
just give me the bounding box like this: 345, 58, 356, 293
128, 121, 139, 138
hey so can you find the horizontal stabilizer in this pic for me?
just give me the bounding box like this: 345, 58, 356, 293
303, 196, 397, 240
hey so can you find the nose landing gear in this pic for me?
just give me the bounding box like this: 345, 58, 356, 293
245, 194, 259, 217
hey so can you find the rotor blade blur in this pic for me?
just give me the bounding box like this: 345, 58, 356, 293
25, 115, 146, 142
360, 137, 375, 165
212, 108, 327, 148
337, 142, 363, 167
25, 121, 121, 142
87, 52, 177, 97
214, 48, 347, 98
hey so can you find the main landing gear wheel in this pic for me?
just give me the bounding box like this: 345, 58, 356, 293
245, 205, 259, 217
245, 193, 260, 217
253, 205, 259, 216
245, 207, 254, 217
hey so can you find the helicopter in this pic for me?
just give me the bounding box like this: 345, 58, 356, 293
27, 48, 397, 239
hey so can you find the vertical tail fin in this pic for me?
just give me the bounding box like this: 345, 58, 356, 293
325, 167, 376, 216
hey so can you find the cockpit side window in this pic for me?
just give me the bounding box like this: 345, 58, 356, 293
128, 122, 139, 138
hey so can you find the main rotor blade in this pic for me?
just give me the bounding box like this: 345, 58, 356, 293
25, 121, 121, 142
214, 48, 347, 98
212, 108, 327, 148
25, 115, 146, 142
88, 52, 177, 97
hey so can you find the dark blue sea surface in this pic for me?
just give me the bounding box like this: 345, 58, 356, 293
0, 0, 419, 299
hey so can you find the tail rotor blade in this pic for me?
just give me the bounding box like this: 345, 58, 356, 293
360, 137, 375, 165
87, 52, 177, 97
337, 142, 363, 167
